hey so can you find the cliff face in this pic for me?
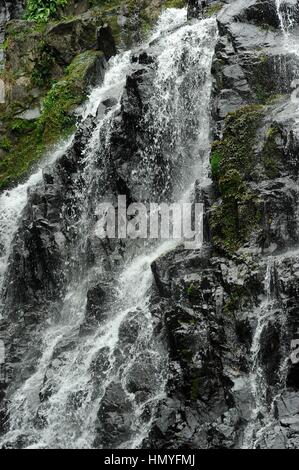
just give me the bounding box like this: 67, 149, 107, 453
0, 0, 177, 191
148, 0, 299, 449
0, 0, 299, 449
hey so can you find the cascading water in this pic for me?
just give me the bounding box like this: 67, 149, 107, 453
242, 258, 277, 448
0, 140, 71, 303
0, 51, 131, 314
0, 8, 217, 449
276, 0, 296, 36
239, 6, 299, 446
275, 0, 299, 55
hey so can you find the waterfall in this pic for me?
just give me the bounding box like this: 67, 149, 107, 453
275, 0, 299, 56
0, 8, 217, 449
0, 51, 131, 313
276, 0, 289, 36
0, 140, 71, 303
275, 0, 298, 35
239, 4, 299, 444
242, 258, 277, 448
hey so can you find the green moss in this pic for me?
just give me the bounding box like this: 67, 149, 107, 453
37, 81, 76, 142
0, 1, 188, 190
265, 94, 285, 105
0, 68, 17, 85
9, 118, 36, 134
186, 283, 200, 304
258, 23, 276, 32
187, 285, 194, 297
164, 0, 186, 8
89, 0, 186, 47
210, 105, 263, 181
251, 54, 282, 104
224, 285, 249, 314
210, 149, 222, 179
0, 109, 46, 189
210, 106, 263, 253
38, 50, 102, 143
203, 2, 222, 17
262, 124, 283, 179
0, 136, 12, 151
190, 376, 200, 401
25, 0, 69, 23
31, 43, 57, 88
0, 39, 9, 51
210, 107, 285, 252
0, 50, 101, 189
0, 130, 44, 190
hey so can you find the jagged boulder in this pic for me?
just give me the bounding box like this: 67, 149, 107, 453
94, 381, 133, 448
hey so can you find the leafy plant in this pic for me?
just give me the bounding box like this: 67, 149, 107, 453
26, 0, 68, 22
0, 137, 12, 152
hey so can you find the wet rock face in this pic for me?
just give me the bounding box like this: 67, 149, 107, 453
0, 1, 24, 65
145, 0, 299, 450
213, 0, 298, 124
147, 240, 299, 448
0, 47, 160, 320
2, 1, 25, 20
85, 284, 107, 322
45, 11, 104, 65
0, 115, 98, 425
0, 42, 161, 444
1, 0, 299, 450
94, 381, 134, 448
1, 123, 92, 316
5, 11, 113, 84
187, 0, 203, 19
146, 249, 252, 448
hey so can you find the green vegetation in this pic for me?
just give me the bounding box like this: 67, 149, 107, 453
203, 2, 223, 17
0, 0, 188, 191
88, 0, 186, 45
164, 0, 186, 8
26, 0, 69, 22
39, 50, 102, 143
210, 149, 222, 179
210, 105, 263, 253
0, 136, 12, 151
251, 54, 283, 104
31, 43, 57, 88
224, 285, 249, 314
0, 39, 9, 51
187, 284, 194, 297
210, 102, 287, 254
190, 376, 200, 401
262, 125, 283, 179
0, 50, 101, 189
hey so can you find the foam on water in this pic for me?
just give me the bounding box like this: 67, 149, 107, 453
0, 8, 217, 449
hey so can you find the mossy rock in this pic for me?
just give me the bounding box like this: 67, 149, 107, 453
39, 49, 105, 143
210, 105, 264, 253
164, 0, 186, 8
261, 124, 284, 179
203, 2, 223, 18
246, 52, 296, 104
0, 0, 187, 191
0, 50, 104, 190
